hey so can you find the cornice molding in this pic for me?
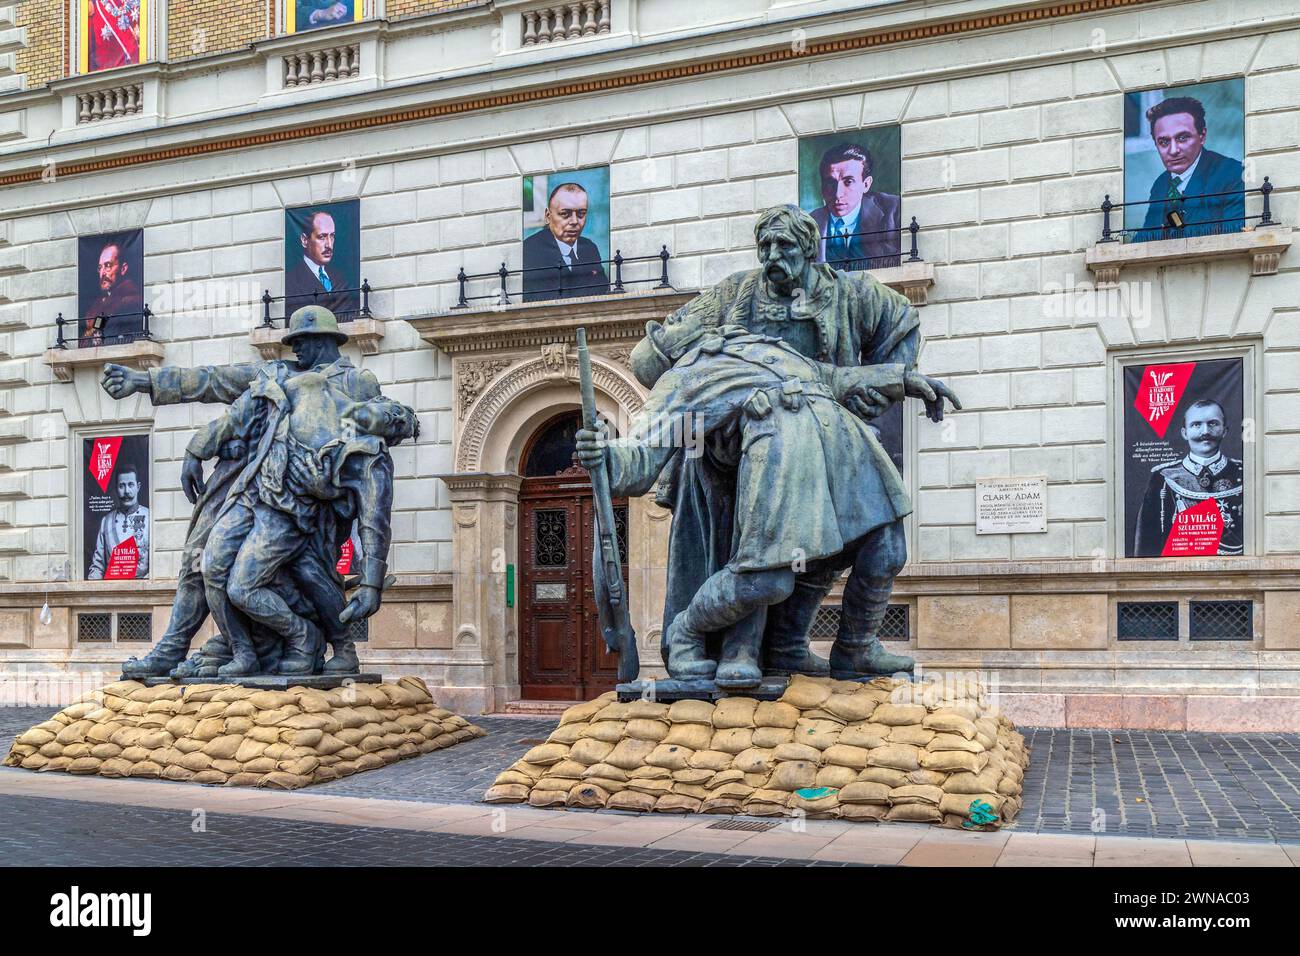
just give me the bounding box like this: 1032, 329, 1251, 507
0, 0, 1165, 188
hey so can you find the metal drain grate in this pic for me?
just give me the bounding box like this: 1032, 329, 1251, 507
706, 820, 779, 832
1117, 601, 1178, 641
1189, 600, 1253, 641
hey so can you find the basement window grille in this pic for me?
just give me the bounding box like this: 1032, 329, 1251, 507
117, 612, 153, 642
808, 606, 839, 641
77, 613, 112, 643
1116, 601, 1179, 641
1189, 600, 1253, 641
880, 604, 910, 642
348, 617, 369, 643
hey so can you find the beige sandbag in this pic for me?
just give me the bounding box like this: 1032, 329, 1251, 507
839, 781, 892, 805
546, 722, 587, 745
920, 750, 989, 775
887, 725, 936, 747
67, 756, 103, 775
605, 738, 657, 771
942, 767, 1002, 795
751, 727, 795, 749
822, 744, 870, 770
838, 723, 890, 749
688, 749, 734, 771
840, 803, 887, 822
625, 718, 670, 742
793, 718, 840, 750
781, 675, 833, 709
608, 790, 656, 812
787, 791, 840, 815
646, 744, 693, 771
906, 769, 947, 787
712, 698, 758, 729
700, 796, 743, 814
559, 696, 613, 726
867, 743, 921, 772
927, 733, 985, 754
822, 692, 878, 723
889, 784, 943, 806
655, 794, 702, 813
584, 762, 629, 782
567, 784, 610, 808
858, 766, 908, 788
885, 803, 941, 823
710, 728, 753, 754
671, 767, 713, 785
768, 760, 817, 792
871, 703, 927, 726
583, 721, 627, 743
816, 765, 858, 789
753, 701, 800, 729
732, 748, 775, 774
657, 722, 710, 750
923, 711, 977, 739
522, 743, 569, 766
569, 738, 615, 766
99, 757, 134, 777
773, 742, 821, 763
16, 727, 55, 747
939, 791, 1005, 817
666, 699, 715, 725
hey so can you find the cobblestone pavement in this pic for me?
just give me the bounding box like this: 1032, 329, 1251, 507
0, 793, 856, 867
5, 708, 1300, 844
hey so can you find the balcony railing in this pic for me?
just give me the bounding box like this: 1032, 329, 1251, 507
1098, 178, 1278, 244
54, 308, 153, 349
451, 246, 672, 309
522, 2, 612, 46
283, 43, 361, 88
820, 216, 923, 272
76, 82, 144, 124
259, 280, 373, 328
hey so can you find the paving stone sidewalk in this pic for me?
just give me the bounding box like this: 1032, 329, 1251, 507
5, 708, 1300, 844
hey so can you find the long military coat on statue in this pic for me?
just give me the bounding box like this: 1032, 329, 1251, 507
637, 264, 921, 662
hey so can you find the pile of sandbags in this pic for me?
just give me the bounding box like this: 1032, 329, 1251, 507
484, 675, 1028, 830
4, 676, 486, 790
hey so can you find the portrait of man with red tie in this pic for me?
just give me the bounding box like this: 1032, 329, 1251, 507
284, 200, 361, 318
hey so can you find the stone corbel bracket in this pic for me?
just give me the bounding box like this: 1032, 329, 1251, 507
249, 317, 385, 360
869, 261, 936, 306
42, 339, 166, 384
1085, 227, 1294, 288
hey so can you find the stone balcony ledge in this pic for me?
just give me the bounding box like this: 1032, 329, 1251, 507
42, 338, 165, 384
1086, 227, 1293, 286
249, 317, 386, 359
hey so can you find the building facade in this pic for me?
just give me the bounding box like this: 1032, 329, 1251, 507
0, 0, 1297, 727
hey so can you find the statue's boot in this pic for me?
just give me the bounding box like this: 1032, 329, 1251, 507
715, 632, 763, 690
217, 647, 260, 679
323, 639, 360, 675
664, 611, 716, 680
830, 637, 913, 678
121, 634, 191, 678
762, 577, 833, 677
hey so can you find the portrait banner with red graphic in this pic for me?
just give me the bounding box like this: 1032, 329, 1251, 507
83, 435, 150, 580
1123, 357, 1245, 558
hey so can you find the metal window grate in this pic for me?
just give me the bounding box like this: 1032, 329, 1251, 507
880, 604, 910, 642
706, 820, 778, 832
117, 612, 153, 642
1117, 601, 1179, 641
808, 605, 840, 641
1189, 600, 1253, 641
348, 617, 369, 644
77, 613, 112, 643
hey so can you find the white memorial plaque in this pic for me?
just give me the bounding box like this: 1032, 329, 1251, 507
975, 476, 1047, 534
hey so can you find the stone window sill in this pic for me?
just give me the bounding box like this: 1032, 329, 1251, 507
870, 261, 935, 305
249, 317, 385, 359
42, 339, 166, 384
1085, 227, 1292, 286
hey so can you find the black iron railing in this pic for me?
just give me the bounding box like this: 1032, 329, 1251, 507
55, 307, 153, 350
820, 216, 922, 272
259, 280, 373, 328
1099, 178, 1277, 243
451, 246, 672, 309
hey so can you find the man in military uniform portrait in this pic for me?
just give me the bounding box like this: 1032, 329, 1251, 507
1133, 398, 1244, 556
81, 237, 144, 344
87, 461, 150, 580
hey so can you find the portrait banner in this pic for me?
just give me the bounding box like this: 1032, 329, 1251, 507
797, 125, 902, 272
1123, 357, 1245, 558
77, 230, 145, 346
284, 199, 361, 319
521, 166, 611, 302
80, 0, 146, 74
83, 435, 150, 580
1123, 78, 1246, 242
289, 0, 361, 33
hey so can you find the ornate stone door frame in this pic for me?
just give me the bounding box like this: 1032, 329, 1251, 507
411, 290, 692, 710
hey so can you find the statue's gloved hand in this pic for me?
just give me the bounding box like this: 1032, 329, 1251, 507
905, 371, 963, 423
340, 584, 381, 623
101, 364, 152, 399
180, 453, 207, 505
830, 367, 899, 421
575, 423, 609, 471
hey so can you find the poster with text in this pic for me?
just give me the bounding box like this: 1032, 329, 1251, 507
80, 0, 146, 74
284, 199, 361, 319
1123, 78, 1246, 242
83, 435, 150, 580
290, 0, 360, 33
1124, 358, 1244, 558
521, 166, 610, 302
78, 230, 144, 346
797, 125, 902, 271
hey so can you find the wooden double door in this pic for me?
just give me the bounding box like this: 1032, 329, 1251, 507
518, 470, 627, 700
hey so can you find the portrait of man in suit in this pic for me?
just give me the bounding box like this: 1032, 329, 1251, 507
798, 128, 903, 274
284, 202, 360, 317
1125, 82, 1246, 242
78, 231, 144, 345
522, 181, 611, 302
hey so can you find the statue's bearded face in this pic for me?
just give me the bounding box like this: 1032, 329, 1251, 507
757, 225, 809, 293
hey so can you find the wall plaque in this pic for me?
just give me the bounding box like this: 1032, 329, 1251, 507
975, 476, 1047, 534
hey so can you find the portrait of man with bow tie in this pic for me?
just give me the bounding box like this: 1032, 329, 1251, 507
1125, 358, 1246, 558
284, 200, 361, 319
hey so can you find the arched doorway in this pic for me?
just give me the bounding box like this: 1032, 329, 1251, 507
517, 410, 627, 700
